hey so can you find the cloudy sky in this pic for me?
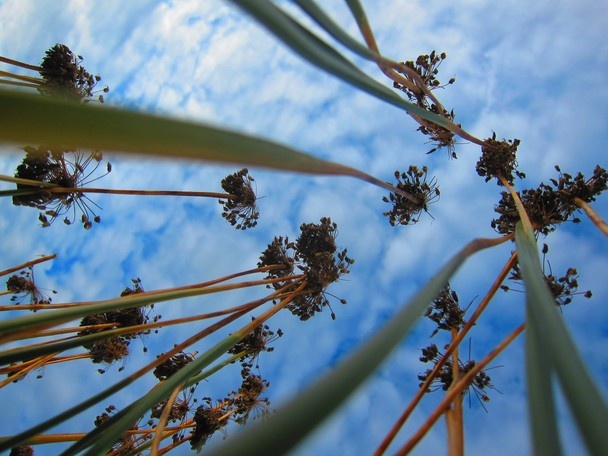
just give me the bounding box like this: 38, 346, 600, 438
1, 0, 607, 454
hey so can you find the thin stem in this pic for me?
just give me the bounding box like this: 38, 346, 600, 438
0, 254, 57, 278
375, 251, 517, 454
396, 323, 526, 455
446, 328, 464, 456
0, 56, 43, 72
44, 186, 237, 199
574, 197, 608, 237
150, 385, 183, 456
0, 70, 42, 84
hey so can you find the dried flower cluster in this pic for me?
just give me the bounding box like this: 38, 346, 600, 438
219, 168, 259, 230
153, 351, 195, 381
78, 280, 156, 370
491, 165, 608, 235
418, 343, 494, 404
190, 374, 271, 451
12, 145, 111, 229
6, 267, 56, 306
425, 285, 466, 337
38, 43, 108, 102
393, 51, 458, 158
476, 132, 524, 185
94, 405, 138, 454
259, 217, 354, 320
229, 317, 283, 371
501, 244, 592, 306
383, 166, 440, 226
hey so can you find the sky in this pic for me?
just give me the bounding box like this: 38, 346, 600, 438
1, 0, 607, 455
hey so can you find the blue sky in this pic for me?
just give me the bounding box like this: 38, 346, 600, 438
1, 0, 607, 454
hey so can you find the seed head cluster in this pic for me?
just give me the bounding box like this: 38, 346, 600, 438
13, 145, 110, 229
38, 43, 108, 102
393, 51, 458, 158
425, 286, 466, 337
383, 166, 440, 226
259, 217, 354, 321
219, 168, 259, 230
491, 165, 608, 235
476, 132, 524, 185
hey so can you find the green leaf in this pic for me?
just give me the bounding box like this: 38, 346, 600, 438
0, 88, 409, 197
227, 0, 451, 128
516, 222, 608, 455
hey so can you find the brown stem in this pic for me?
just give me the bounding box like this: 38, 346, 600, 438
396, 323, 526, 455
46, 186, 237, 199
0, 78, 39, 89
151, 385, 183, 456
446, 328, 464, 456
0, 70, 42, 84
0, 254, 57, 278
375, 251, 517, 455
0, 56, 43, 72
574, 197, 608, 237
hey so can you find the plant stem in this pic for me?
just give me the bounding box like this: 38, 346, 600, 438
0, 56, 43, 72
574, 197, 608, 237
44, 186, 237, 199
446, 327, 464, 456
396, 323, 526, 455
374, 251, 517, 454
0, 254, 57, 278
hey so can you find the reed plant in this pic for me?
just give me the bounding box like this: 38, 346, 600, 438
0, 1, 606, 455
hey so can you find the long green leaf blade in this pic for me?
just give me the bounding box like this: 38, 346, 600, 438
516, 222, 608, 455
227, 0, 451, 128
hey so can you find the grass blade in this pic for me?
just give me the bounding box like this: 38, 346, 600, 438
227, 0, 451, 128
515, 222, 608, 455
209, 236, 509, 455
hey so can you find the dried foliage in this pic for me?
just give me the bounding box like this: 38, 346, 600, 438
383, 166, 440, 226
502, 244, 592, 306
259, 217, 354, 320
418, 343, 495, 404
425, 285, 466, 337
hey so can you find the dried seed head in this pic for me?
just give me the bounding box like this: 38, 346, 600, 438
38, 44, 107, 102
191, 405, 226, 452
383, 166, 440, 226
288, 218, 354, 320
476, 134, 523, 185
219, 168, 259, 230
13, 146, 111, 229
491, 165, 607, 235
